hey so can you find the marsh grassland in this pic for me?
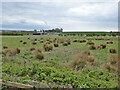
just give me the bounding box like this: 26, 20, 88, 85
1, 34, 119, 88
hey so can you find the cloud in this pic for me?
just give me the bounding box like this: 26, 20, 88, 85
3, 16, 46, 25
1, 0, 119, 2
67, 2, 117, 18
1, 1, 118, 31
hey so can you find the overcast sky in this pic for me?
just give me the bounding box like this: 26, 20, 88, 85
1, 0, 118, 32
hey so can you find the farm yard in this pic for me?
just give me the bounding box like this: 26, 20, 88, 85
0, 33, 119, 88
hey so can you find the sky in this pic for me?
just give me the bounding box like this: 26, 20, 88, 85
0, 0, 119, 32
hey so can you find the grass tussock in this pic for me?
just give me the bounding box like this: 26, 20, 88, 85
81, 50, 90, 56
66, 40, 71, 45
73, 40, 78, 42
100, 44, 106, 49
31, 42, 37, 45
36, 49, 42, 53
43, 44, 53, 51
54, 43, 59, 47
96, 45, 102, 50
2, 49, 11, 56
2, 48, 20, 56
104, 63, 117, 73
87, 42, 94, 45
29, 47, 35, 51
109, 54, 118, 65
23, 41, 27, 44
103, 54, 118, 72
20, 40, 23, 42
33, 50, 44, 60
63, 42, 68, 46
87, 56, 95, 63
79, 40, 86, 43
3, 45, 8, 49
46, 41, 51, 44
89, 45, 96, 50
107, 41, 113, 44
15, 48, 20, 54
69, 50, 95, 71
39, 40, 44, 43
109, 48, 117, 53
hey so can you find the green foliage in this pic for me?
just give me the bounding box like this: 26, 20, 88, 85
2, 60, 118, 88
1, 35, 119, 88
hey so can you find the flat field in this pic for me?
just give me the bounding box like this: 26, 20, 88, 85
1, 35, 119, 88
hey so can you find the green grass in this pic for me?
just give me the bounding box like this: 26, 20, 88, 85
1, 35, 119, 88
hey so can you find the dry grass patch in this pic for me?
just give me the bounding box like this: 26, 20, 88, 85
81, 50, 90, 56
2, 48, 20, 56
109, 54, 118, 65
43, 44, 53, 51
69, 50, 95, 71
33, 50, 44, 60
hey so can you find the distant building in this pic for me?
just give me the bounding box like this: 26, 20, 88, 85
33, 30, 45, 35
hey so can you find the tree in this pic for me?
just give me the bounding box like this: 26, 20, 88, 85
34, 29, 37, 33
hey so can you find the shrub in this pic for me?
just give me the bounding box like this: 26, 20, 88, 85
109, 48, 117, 53
3, 45, 8, 49
54, 43, 59, 47
43, 44, 53, 51
29, 47, 35, 51
33, 50, 44, 60
89, 45, 96, 50
63, 42, 68, 46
